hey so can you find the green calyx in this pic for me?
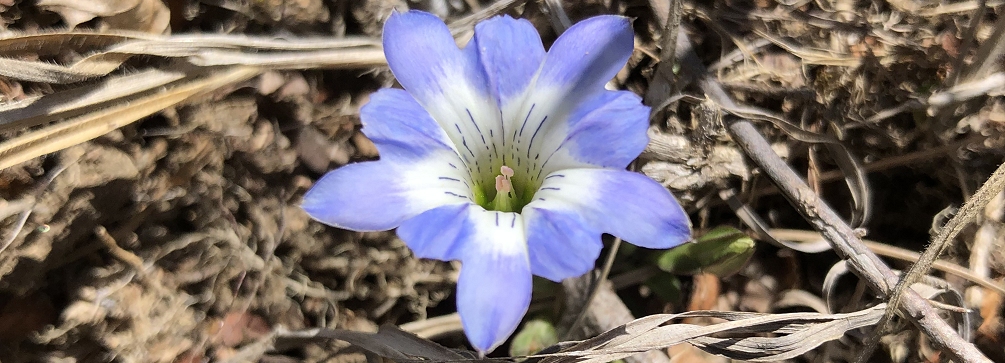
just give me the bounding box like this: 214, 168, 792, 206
656, 226, 756, 277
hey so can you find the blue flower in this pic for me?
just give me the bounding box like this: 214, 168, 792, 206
302, 10, 692, 354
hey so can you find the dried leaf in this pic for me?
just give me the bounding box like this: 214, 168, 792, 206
274, 325, 468, 362
101, 0, 170, 34
37, 0, 170, 33
290, 306, 887, 363
542, 306, 884, 363
0, 31, 383, 83
37, 0, 142, 28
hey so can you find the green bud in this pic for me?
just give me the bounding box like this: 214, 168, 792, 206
656, 226, 755, 277
509, 319, 558, 358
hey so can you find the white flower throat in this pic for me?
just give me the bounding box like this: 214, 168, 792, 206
439, 100, 563, 213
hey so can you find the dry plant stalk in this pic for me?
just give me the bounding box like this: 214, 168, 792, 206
872, 161, 1005, 357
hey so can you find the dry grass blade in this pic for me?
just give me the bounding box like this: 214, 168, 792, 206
750, 29, 861, 67
0, 66, 260, 170
278, 307, 886, 363
448, 0, 526, 36
0, 53, 133, 83
720, 188, 834, 253
189, 48, 385, 69
771, 229, 1005, 296
0, 30, 386, 170
0, 31, 149, 56
0, 31, 383, 83
273, 325, 468, 362
0, 30, 378, 55
543, 306, 883, 363
0, 69, 186, 131
398, 313, 464, 340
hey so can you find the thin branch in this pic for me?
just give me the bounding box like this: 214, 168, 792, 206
541, 0, 572, 34
868, 159, 1005, 362
726, 119, 991, 363
948, 0, 986, 85
959, 7, 1005, 83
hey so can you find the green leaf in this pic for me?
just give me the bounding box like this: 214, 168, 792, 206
656, 226, 755, 277
645, 274, 684, 306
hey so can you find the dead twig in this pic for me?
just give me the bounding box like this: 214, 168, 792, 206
94, 225, 145, 272
643, 0, 682, 110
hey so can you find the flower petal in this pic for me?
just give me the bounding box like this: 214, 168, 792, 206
536, 16, 634, 95
533, 91, 649, 177
525, 168, 691, 250
361, 88, 456, 156
472, 15, 546, 107
401, 203, 531, 353
458, 252, 531, 355
521, 207, 601, 281
382, 10, 506, 184
301, 145, 472, 232
502, 16, 638, 185
455, 208, 531, 353
383, 11, 488, 104
396, 203, 471, 261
